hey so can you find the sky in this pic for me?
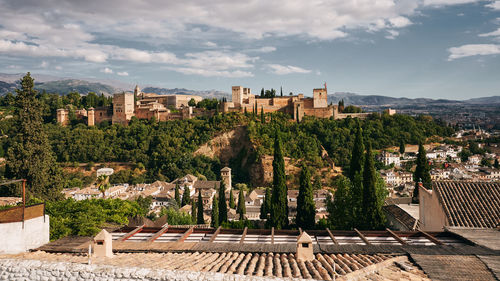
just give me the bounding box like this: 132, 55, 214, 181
0, 0, 499, 99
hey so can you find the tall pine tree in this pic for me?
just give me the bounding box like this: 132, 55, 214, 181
218, 181, 228, 224
413, 143, 432, 203
327, 176, 353, 230
191, 198, 197, 222
361, 143, 385, 230
261, 106, 265, 123
349, 124, 365, 181
399, 139, 406, 154
296, 165, 316, 229
260, 187, 272, 219
237, 190, 246, 220
6, 72, 63, 200
197, 189, 204, 224
229, 188, 236, 209
211, 195, 219, 228
269, 132, 288, 229
181, 185, 191, 206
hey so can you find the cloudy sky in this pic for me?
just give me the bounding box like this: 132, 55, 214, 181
0, 0, 499, 99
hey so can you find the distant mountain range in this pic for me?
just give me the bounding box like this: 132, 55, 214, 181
328, 92, 500, 106
0, 72, 498, 106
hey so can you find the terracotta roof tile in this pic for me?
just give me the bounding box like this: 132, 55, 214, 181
433, 181, 500, 228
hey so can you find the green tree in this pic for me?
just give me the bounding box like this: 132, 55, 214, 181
494, 159, 499, 169
218, 182, 228, 224
191, 198, 197, 222
280, 86, 283, 97
174, 184, 181, 206
6, 73, 63, 200
197, 190, 205, 224
399, 139, 405, 154
229, 188, 236, 209
361, 143, 385, 230
269, 132, 288, 229
413, 143, 431, 203
261, 106, 265, 123
181, 185, 191, 206
349, 125, 365, 181
211, 195, 219, 228
296, 165, 316, 229
327, 176, 352, 229
260, 88, 264, 98
260, 187, 271, 219
313, 174, 322, 190
236, 189, 246, 220
188, 98, 196, 106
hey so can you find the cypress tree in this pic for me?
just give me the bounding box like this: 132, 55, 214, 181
260, 88, 264, 98
211, 195, 219, 228
197, 190, 205, 224
413, 143, 432, 203
296, 165, 316, 229
260, 187, 271, 219
174, 184, 181, 206
229, 188, 236, 209
399, 139, 406, 154
244, 107, 248, 117
6, 72, 63, 200
361, 143, 384, 230
261, 106, 265, 123
237, 190, 246, 220
494, 159, 499, 169
349, 125, 365, 181
269, 132, 289, 229
327, 176, 352, 229
191, 198, 197, 222
280, 86, 283, 96
181, 185, 191, 206
218, 181, 228, 224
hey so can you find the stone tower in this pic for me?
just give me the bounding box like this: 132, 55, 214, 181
112, 92, 135, 125
134, 85, 141, 99
56, 109, 69, 126
87, 107, 95, 126
220, 167, 232, 192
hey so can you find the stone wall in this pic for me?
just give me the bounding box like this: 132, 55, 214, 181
0, 259, 293, 281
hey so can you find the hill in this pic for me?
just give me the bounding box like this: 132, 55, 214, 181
142, 87, 229, 99
35, 79, 116, 95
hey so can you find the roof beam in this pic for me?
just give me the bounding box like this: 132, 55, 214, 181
326, 228, 339, 245
271, 227, 275, 245
147, 225, 169, 242
177, 226, 194, 243
117, 225, 144, 242
209, 226, 221, 243
354, 228, 371, 245
419, 230, 443, 245
386, 228, 407, 245
239, 227, 248, 244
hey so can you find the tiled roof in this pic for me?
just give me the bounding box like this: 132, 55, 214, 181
3, 251, 394, 280
383, 204, 421, 230
433, 181, 500, 228
193, 180, 220, 189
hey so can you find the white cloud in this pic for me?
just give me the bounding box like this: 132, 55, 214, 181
448, 44, 500, 60
385, 30, 400, 39
171, 68, 254, 78
479, 28, 500, 38
101, 67, 113, 74
423, 0, 480, 6
255, 46, 277, 53
204, 41, 217, 47
117, 71, 129, 76
266, 64, 312, 75
389, 17, 412, 28
486, 1, 500, 10
39, 61, 49, 68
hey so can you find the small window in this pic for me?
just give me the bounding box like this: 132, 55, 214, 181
97, 241, 104, 245
302, 243, 309, 248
